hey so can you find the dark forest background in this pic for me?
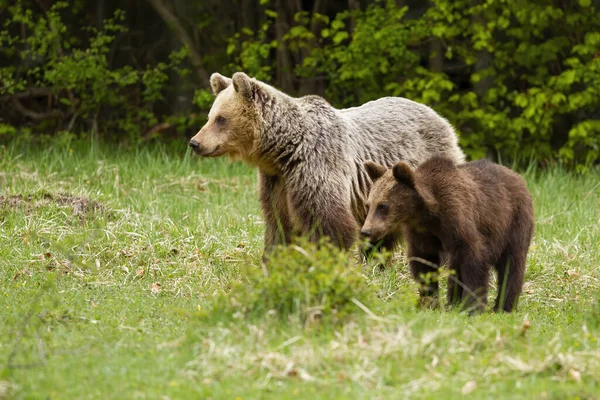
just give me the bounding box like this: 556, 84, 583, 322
1, 0, 599, 170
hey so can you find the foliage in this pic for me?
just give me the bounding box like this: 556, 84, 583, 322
424, 0, 600, 171
227, 12, 279, 82
298, 2, 420, 107
1, 0, 599, 169
213, 238, 373, 324
0, 1, 189, 139
237, 0, 600, 170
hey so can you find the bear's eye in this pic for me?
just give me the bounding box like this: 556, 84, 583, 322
376, 203, 389, 215
365, 204, 370, 213
215, 115, 226, 125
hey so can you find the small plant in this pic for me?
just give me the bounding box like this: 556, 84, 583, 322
587, 291, 600, 330
213, 238, 373, 324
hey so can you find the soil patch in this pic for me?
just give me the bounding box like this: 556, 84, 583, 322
0, 192, 106, 218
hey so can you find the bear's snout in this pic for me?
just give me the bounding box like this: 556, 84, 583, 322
189, 139, 200, 150
360, 229, 371, 238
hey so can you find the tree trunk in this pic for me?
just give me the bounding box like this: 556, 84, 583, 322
168, 0, 192, 116
96, 0, 105, 29
275, 0, 295, 92
297, 0, 327, 96
471, 0, 495, 160
429, 38, 444, 73
146, 0, 210, 85
427, 0, 443, 73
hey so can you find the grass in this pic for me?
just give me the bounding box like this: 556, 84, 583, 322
1, 139, 599, 399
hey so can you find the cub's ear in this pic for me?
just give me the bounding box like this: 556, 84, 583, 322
364, 161, 387, 182
392, 162, 415, 188
210, 73, 232, 95
232, 72, 255, 101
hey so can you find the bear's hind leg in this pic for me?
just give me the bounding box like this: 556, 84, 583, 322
286, 177, 359, 250
289, 197, 359, 250
494, 208, 533, 312
494, 248, 527, 313
312, 206, 359, 250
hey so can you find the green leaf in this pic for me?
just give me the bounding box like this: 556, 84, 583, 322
226, 42, 236, 55
331, 19, 345, 31
332, 31, 348, 45
265, 9, 277, 19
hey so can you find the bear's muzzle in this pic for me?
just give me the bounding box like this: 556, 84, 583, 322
189, 139, 200, 150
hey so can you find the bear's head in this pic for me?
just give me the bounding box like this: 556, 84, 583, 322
360, 161, 435, 243
189, 72, 266, 162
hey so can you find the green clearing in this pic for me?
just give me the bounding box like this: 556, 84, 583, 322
1, 141, 599, 399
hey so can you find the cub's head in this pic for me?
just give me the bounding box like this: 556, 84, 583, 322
189, 72, 264, 159
360, 161, 433, 243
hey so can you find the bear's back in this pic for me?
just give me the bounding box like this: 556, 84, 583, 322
461, 160, 530, 202
340, 97, 464, 167
417, 157, 532, 247
339, 97, 447, 135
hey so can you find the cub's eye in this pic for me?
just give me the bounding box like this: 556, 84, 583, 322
376, 203, 389, 214
215, 115, 226, 124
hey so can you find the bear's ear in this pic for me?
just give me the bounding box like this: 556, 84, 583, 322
232, 72, 255, 101
392, 162, 415, 188
210, 73, 232, 95
364, 161, 387, 182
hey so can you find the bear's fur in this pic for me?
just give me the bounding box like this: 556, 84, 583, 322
190, 72, 465, 257
361, 157, 534, 313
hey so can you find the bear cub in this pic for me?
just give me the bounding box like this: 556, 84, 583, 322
361, 156, 534, 313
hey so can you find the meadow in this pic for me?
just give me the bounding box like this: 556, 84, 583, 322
1, 140, 599, 399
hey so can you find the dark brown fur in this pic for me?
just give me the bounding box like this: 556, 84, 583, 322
362, 157, 534, 313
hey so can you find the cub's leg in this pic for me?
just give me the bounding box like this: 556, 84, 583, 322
446, 266, 463, 307
494, 214, 533, 312
406, 230, 442, 309
494, 249, 526, 312
450, 248, 490, 314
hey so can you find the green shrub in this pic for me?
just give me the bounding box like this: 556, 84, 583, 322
212, 238, 373, 324
232, 0, 600, 171
0, 1, 189, 140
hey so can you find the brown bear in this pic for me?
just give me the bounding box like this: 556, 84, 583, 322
189, 72, 465, 259
361, 156, 534, 313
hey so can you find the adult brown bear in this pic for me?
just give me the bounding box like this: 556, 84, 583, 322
190, 72, 465, 259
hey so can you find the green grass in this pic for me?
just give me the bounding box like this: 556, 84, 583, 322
1, 139, 599, 399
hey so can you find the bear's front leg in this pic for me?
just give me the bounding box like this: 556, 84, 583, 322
405, 230, 442, 309
259, 173, 293, 262
286, 176, 359, 250
448, 246, 489, 315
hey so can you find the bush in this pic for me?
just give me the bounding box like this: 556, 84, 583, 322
232, 0, 600, 171
0, 1, 190, 140
212, 238, 373, 324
